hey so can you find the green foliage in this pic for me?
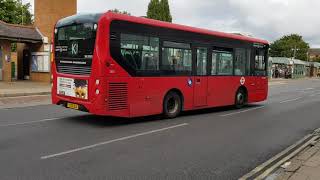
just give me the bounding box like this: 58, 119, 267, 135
160, 0, 172, 22
109, 9, 131, 15
270, 34, 310, 61
147, 0, 172, 22
0, 0, 33, 25
11, 43, 17, 52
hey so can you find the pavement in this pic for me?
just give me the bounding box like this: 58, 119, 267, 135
271, 138, 320, 180
0, 81, 51, 97
1, 78, 320, 179
0, 81, 51, 109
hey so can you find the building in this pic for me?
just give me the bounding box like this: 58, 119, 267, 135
309, 48, 320, 62
0, 0, 77, 82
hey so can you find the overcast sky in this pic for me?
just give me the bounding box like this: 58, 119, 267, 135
23, 0, 320, 47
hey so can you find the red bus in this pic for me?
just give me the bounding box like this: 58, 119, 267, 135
52, 12, 269, 118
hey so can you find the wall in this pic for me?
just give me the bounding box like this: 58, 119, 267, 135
0, 40, 12, 82
33, 0, 77, 83
34, 0, 77, 42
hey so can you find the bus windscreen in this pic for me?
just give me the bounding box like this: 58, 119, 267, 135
55, 23, 96, 60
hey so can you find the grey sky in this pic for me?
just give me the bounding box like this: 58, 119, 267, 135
23, 0, 320, 47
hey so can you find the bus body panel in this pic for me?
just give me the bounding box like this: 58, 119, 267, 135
52, 75, 267, 118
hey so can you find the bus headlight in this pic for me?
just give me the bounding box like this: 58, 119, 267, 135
95, 89, 100, 95
95, 79, 100, 85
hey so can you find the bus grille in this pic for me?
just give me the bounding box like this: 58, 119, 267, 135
108, 82, 128, 111
57, 65, 91, 76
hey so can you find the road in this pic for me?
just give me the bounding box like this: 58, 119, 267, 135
1, 79, 320, 180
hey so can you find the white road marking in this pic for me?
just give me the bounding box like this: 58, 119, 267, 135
269, 82, 287, 86
220, 106, 265, 117
301, 88, 315, 91
0, 118, 61, 127
310, 93, 320, 97
279, 97, 303, 104
41, 123, 189, 160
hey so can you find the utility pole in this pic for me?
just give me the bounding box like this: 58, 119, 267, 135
292, 45, 300, 60
20, 0, 24, 25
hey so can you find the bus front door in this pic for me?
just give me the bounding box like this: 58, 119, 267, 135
193, 47, 209, 107
194, 76, 208, 107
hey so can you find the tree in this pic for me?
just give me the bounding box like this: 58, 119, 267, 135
147, 0, 172, 22
159, 0, 172, 22
109, 9, 131, 15
0, 0, 33, 25
270, 34, 310, 61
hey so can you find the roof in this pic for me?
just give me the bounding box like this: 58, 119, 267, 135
309, 48, 320, 56
311, 62, 320, 68
269, 57, 291, 64
0, 20, 43, 43
269, 57, 308, 65
101, 12, 269, 45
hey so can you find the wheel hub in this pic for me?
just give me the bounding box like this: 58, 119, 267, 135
167, 97, 178, 114
237, 93, 244, 104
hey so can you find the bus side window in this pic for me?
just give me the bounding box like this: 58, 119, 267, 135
161, 41, 192, 73
254, 49, 267, 75
234, 48, 246, 76
196, 48, 208, 76
211, 51, 217, 75
120, 34, 160, 71
215, 49, 233, 76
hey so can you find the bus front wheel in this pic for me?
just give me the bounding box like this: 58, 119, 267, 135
163, 91, 182, 119
235, 88, 247, 109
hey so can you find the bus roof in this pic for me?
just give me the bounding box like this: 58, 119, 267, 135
102, 12, 269, 45
56, 13, 103, 28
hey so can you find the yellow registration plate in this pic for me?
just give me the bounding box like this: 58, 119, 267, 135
67, 103, 79, 110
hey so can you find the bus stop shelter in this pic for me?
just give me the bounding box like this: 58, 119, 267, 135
0, 20, 43, 82
269, 57, 308, 79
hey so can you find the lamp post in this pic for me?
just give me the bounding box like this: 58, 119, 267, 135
19, 0, 24, 25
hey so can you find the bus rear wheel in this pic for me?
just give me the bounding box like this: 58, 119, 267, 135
235, 88, 247, 109
163, 91, 182, 119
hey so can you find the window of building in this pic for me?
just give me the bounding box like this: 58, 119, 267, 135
31, 52, 50, 73
161, 41, 192, 73
216, 50, 233, 75
234, 48, 246, 76
120, 34, 160, 71
197, 48, 208, 75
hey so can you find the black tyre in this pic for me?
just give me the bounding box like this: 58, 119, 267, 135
235, 89, 247, 109
163, 91, 182, 119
